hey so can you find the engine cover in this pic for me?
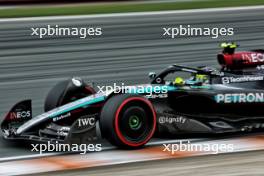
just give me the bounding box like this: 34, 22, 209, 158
218, 51, 264, 69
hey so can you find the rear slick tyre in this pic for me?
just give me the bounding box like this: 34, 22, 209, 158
100, 94, 156, 148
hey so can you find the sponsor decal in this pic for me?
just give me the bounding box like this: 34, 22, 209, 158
146, 94, 168, 99
159, 115, 186, 124
222, 76, 264, 84
55, 126, 70, 136
215, 93, 264, 103
53, 112, 71, 122
78, 116, 96, 127
57, 131, 68, 136
242, 53, 264, 63
9, 111, 31, 120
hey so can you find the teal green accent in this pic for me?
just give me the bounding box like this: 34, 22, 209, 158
190, 85, 211, 89
167, 86, 178, 91
51, 96, 105, 117
127, 84, 209, 94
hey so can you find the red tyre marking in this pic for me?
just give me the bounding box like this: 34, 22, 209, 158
114, 97, 156, 147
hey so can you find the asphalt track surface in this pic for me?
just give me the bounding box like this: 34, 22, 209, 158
0, 6, 264, 161
36, 150, 264, 176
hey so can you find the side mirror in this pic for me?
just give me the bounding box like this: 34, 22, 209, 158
148, 72, 156, 80
71, 77, 83, 87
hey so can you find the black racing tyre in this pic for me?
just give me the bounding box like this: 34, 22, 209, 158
44, 79, 95, 112
100, 94, 156, 148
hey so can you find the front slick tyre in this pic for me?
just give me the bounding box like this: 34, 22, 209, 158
100, 94, 156, 149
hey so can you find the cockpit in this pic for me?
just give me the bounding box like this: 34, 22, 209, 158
149, 64, 220, 88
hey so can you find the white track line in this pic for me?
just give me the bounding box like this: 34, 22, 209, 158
0, 152, 61, 163
0, 5, 264, 22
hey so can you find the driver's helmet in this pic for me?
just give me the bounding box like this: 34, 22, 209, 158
195, 74, 208, 83
186, 74, 208, 85
174, 77, 185, 86
220, 42, 238, 54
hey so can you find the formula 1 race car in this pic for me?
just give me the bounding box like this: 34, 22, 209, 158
2, 43, 264, 148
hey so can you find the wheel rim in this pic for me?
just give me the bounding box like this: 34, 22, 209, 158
120, 106, 148, 141
129, 115, 141, 130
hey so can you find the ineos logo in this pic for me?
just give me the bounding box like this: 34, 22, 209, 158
16, 111, 31, 119
243, 53, 264, 63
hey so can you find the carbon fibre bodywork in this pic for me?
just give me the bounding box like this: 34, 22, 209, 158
2, 62, 264, 146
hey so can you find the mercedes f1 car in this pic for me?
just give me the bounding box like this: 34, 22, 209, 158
2, 43, 264, 148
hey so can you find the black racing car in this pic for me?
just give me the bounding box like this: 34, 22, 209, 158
2, 43, 264, 148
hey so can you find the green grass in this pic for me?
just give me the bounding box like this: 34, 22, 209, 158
1, 0, 264, 18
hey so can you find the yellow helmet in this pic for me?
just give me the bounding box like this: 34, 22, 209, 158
174, 77, 185, 85
220, 42, 237, 49
195, 74, 208, 82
